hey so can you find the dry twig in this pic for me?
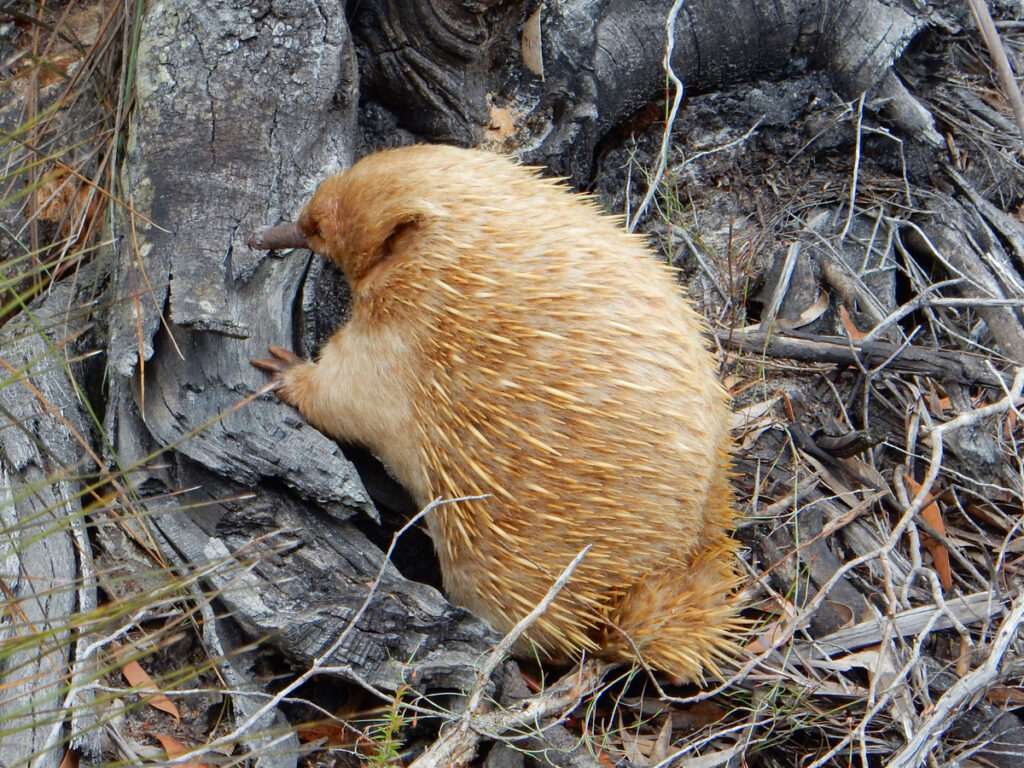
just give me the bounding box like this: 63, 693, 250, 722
410, 546, 601, 768
888, 589, 1024, 768
966, 0, 1024, 143
908, 368, 1024, 520
628, 0, 687, 232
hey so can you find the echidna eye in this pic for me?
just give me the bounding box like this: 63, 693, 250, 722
298, 210, 323, 241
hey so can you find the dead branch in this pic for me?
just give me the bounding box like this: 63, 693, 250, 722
628, 0, 687, 232
902, 213, 1024, 363
719, 328, 1007, 388
163, 496, 485, 766
810, 591, 1009, 657
888, 589, 1024, 768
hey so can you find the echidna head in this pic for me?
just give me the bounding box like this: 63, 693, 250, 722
297, 151, 450, 287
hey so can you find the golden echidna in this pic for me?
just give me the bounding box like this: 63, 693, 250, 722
250, 144, 744, 682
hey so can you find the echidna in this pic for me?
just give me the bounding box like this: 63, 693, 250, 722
250, 144, 744, 682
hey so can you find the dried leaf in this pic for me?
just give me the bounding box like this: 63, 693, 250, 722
904, 474, 952, 590
980, 88, 1010, 110
956, 637, 972, 677
618, 714, 646, 766
671, 701, 728, 731
802, 454, 860, 508
650, 717, 673, 765
786, 289, 830, 329
675, 742, 745, 768
842, 457, 887, 488
987, 686, 1024, 705
808, 647, 883, 673
615, 713, 672, 767
745, 618, 792, 654
824, 599, 855, 629
729, 396, 781, 445
121, 658, 180, 722
154, 733, 186, 756
153, 733, 211, 768
57, 748, 79, 768
811, 645, 900, 694
297, 723, 348, 746
839, 305, 867, 340
732, 397, 780, 426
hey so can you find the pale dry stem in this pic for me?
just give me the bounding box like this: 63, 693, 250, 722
410, 546, 600, 768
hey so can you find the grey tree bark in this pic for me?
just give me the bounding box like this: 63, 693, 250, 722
0, 280, 92, 768
352, 0, 958, 180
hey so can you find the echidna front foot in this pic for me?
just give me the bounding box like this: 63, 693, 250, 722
251, 346, 308, 407
252, 345, 303, 373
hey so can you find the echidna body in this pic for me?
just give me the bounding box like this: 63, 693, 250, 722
252, 145, 744, 681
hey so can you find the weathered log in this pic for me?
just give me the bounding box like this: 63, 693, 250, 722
351, 0, 952, 181
0, 282, 96, 768
144, 467, 500, 691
